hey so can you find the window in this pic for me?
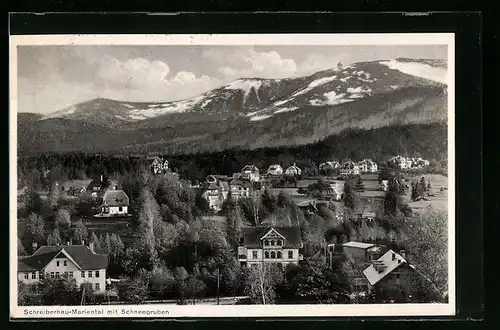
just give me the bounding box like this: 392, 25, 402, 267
64, 271, 68, 277
31, 272, 36, 280
264, 240, 269, 246
252, 251, 258, 259
88, 271, 93, 278
55, 272, 60, 279
277, 240, 282, 246
95, 271, 100, 278
271, 251, 276, 259
264, 251, 270, 259
63, 261, 67, 267
288, 251, 293, 259
118, 207, 123, 212
95, 283, 100, 291
56, 261, 60, 267
50, 272, 55, 278
69, 271, 74, 278
81, 271, 85, 278
277, 251, 282, 259
24, 273, 29, 280
271, 240, 275, 246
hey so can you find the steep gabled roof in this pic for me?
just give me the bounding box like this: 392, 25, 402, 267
363, 250, 407, 286
18, 245, 108, 272
242, 226, 302, 249
241, 165, 259, 172
230, 179, 252, 189
342, 241, 376, 249
102, 189, 129, 207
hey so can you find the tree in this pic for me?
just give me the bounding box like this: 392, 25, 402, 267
378, 166, 392, 182
173, 266, 189, 303
47, 228, 62, 246
24, 189, 42, 215
21, 213, 45, 253
244, 264, 283, 305
48, 182, 62, 210
147, 265, 176, 299
72, 220, 88, 245
185, 272, 206, 304
420, 177, 427, 192
18, 282, 42, 306
399, 210, 448, 301
37, 275, 80, 305
79, 282, 96, 305
18, 237, 27, 256
354, 176, 365, 193
76, 193, 97, 217
343, 180, 356, 210
117, 273, 149, 304
55, 209, 72, 243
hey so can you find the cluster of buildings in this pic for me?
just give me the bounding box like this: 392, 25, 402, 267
319, 159, 378, 177
388, 156, 430, 169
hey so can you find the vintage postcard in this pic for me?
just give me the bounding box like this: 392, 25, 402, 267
10, 33, 455, 319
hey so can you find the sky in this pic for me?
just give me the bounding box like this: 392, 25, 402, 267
16, 45, 447, 114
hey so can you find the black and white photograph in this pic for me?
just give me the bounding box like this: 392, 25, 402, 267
10, 33, 455, 318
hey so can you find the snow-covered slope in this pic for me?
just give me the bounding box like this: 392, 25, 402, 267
35, 58, 447, 127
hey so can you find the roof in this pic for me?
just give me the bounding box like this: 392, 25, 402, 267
230, 179, 252, 188
342, 241, 376, 249
18, 245, 108, 272
242, 165, 259, 172
267, 164, 282, 170
285, 165, 302, 172
362, 211, 377, 218
220, 181, 229, 191
102, 189, 129, 207
363, 250, 407, 286
242, 226, 302, 249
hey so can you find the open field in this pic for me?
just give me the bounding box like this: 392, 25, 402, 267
404, 174, 448, 215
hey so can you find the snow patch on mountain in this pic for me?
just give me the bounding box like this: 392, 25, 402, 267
148, 104, 161, 108
308, 75, 337, 88
274, 107, 299, 114
379, 59, 447, 84
224, 79, 263, 103
249, 114, 272, 122
127, 96, 205, 119
273, 99, 290, 107
42, 106, 77, 120
124, 104, 135, 109
310, 91, 354, 106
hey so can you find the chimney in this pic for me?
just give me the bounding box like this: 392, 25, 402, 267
89, 241, 94, 253
32, 241, 38, 252
100, 174, 103, 182
400, 250, 406, 259
392, 252, 396, 261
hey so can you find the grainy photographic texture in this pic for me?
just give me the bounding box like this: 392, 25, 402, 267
10, 34, 455, 318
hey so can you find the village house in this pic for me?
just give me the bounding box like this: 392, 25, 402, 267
342, 241, 386, 264
201, 178, 230, 212
97, 189, 130, 217
324, 182, 344, 201
296, 200, 319, 215
340, 161, 360, 177
18, 243, 108, 293
284, 163, 302, 177
266, 164, 283, 176
67, 186, 86, 197
360, 211, 377, 222
87, 175, 108, 197
389, 156, 412, 169
358, 159, 378, 173
241, 165, 260, 182
363, 250, 428, 302
411, 157, 431, 168
319, 160, 341, 173
379, 180, 389, 191
229, 179, 253, 200
149, 156, 169, 175
237, 227, 303, 269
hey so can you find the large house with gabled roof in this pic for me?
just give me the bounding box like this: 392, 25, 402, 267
18, 244, 108, 293
96, 189, 130, 217
237, 226, 303, 268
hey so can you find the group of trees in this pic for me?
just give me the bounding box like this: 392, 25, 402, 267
411, 177, 432, 200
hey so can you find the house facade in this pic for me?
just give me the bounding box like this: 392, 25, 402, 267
98, 189, 130, 217
284, 163, 302, 177
319, 161, 341, 173
18, 245, 108, 293
342, 241, 386, 264
229, 179, 252, 200
238, 227, 303, 268
389, 156, 412, 169
241, 165, 260, 182
340, 161, 360, 177
358, 159, 378, 173
150, 156, 169, 175
324, 182, 344, 201
266, 165, 283, 176
201, 179, 230, 212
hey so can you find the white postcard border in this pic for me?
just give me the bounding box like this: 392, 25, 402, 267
9, 33, 455, 319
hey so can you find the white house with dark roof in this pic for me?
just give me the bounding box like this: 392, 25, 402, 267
149, 156, 169, 174
18, 244, 108, 293
284, 163, 302, 177
97, 189, 130, 217
201, 178, 230, 212
229, 179, 253, 200
237, 227, 303, 268
241, 165, 260, 182
340, 161, 360, 177
266, 164, 283, 176
319, 161, 341, 173
342, 241, 386, 264
358, 159, 378, 173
